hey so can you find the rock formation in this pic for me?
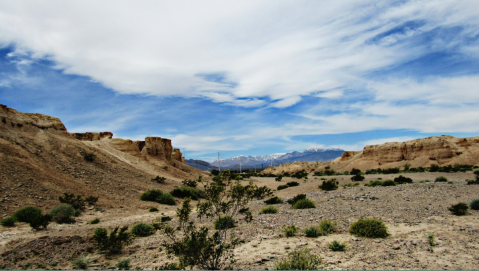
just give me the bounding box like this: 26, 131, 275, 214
72, 132, 113, 141
0, 104, 67, 131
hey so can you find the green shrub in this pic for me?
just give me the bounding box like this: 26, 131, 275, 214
140, 189, 163, 202
350, 168, 361, 175
287, 194, 306, 205
131, 223, 156, 237
1, 216, 16, 227
343, 183, 360, 189
182, 179, 197, 188
80, 151, 96, 162
157, 193, 176, 205
365, 180, 383, 187
282, 225, 298, 237
89, 218, 100, 224
160, 216, 172, 222
382, 180, 396, 186
394, 175, 413, 184
318, 219, 337, 236
171, 186, 199, 200
435, 176, 448, 182
328, 240, 347, 251
287, 181, 300, 187
277, 185, 289, 190
304, 227, 320, 238
264, 196, 283, 204
273, 247, 322, 270
466, 179, 479, 185
50, 204, 76, 224
157, 262, 184, 270
149, 207, 159, 212
152, 176, 166, 184
93, 226, 132, 254
448, 203, 469, 216
319, 179, 338, 191
275, 175, 283, 182
14, 206, 51, 230
214, 216, 236, 230
261, 206, 279, 214
253, 186, 274, 199
351, 174, 364, 182
72, 255, 89, 270
116, 259, 131, 270
349, 218, 389, 238
470, 199, 479, 210
425, 232, 435, 246
292, 199, 316, 209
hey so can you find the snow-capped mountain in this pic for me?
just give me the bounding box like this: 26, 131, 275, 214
209, 148, 345, 169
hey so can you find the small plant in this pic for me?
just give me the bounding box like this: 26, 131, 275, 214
448, 203, 469, 216
14, 206, 51, 230
171, 186, 199, 200
182, 179, 197, 188
275, 175, 283, 182
117, 259, 131, 270
72, 255, 89, 270
328, 240, 347, 251
93, 226, 133, 254
466, 179, 479, 185
394, 175, 413, 184
319, 179, 338, 191
435, 176, 448, 182
160, 216, 172, 222
131, 223, 156, 237
149, 207, 159, 212
349, 218, 389, 238
261, 206, 279, 214
292, 199, 316, 209
152, 176, 166, 184
163, 166, 169, 171
264, 196, 283, 204
253, 186, 274, 199
351, 174, 365, 182
286, 181, 300, 187
214, 216, 236, 230
343, 183, 360, 189
470, 199, 479, 210
50, 204, 76, 224
304, 226, 320, 238
80, 151, 96, 162
1, 216, 16, 227
277, 184, 289, 190
59, 193, 86, 210
365, 180, 383, 187
140, 189, 163, 202
282, 225, 298, 237
425, 232, 435, 246
157, 262, 184, 270
157, 193, 176, 205
273, 247, 322, 270
89, 218, 100, 224
382, 180, 396, 186
318, 219, 337, 235
287, 194, 306, 205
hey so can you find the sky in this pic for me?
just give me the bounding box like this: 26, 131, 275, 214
1, 0, 479, 162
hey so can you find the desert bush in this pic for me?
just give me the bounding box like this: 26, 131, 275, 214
349, 218, 389, 238
93, 226, 132, 254
394, 175, 413, 184
171, 186, 199, 200
287, 194, 307, 205
365, 180, 383, 187
435, 176, 448, 182
275, 175, 283, 182
470, 199, 479, 210
182, 179, 197, 188
157, 262, 184, 270
293, 199, 315, 209
253, 186, 274, 199
382, 167, 400, 174
425, 232, 435, 246
116, 259, 131, 270
1, 216, 16, 227
80, 151, 96, 162
287, 181, 300, 187
14, 206, 51, 230
131, 223, 156, 237
318, 219, 337, 235
157, 193, 176, 205
292, 170, 308, 179
85, 196, 99, 206
59, 193, 86, 210
350, 168, 361, 175
72, 255, 89, 270
273, 247, 322, 270
149, 207, 159, 212
160, 216, 172, 222
448, 203, 469, 216
328, 240, 347, 251
214, 216, 236, 230
261, 206, 279, 214
382, 180, 396, 186
319, 179, 338, 191
343, 183, 360, 189
466, 179, 479, 185
264, 196, 283, 204
277, 184, 289, 190
89, 218, 100, 224
304, 227, 320, 238
50, 204, 76, 224
282, 225, 298, 237
351, 174, 364, 182
152, 176, 166, 184
140, 189, 163, 202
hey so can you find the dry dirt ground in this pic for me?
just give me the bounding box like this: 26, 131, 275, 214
1, 172, 479, 270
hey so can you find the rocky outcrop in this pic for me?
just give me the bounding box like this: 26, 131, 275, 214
72, 132, 113, 141
0, 104, 67, 131
109, 137, 184, 163
172, 148, 185, 163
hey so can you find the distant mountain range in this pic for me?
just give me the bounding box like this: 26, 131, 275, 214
208, 148, 345, 170
185, 159, 219, 171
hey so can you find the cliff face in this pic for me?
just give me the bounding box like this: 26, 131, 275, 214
109, 137, 184, 163
0, 104, 67, 131
73, 132, 113, 141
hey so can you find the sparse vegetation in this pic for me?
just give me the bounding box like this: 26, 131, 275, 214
328, 240, 347, 251
364, 180, 383, 187
14, 206, 51, 230
292, 199, 316, 209
149, 207, 159, 212
171, 186, 199, 200
89, 218, 100, 224
72, 255, 89, 270
80, 150, 96, 162
318, 219, 337, 236
277, 184, 289, 190
117, 259, 131, 270
93, 226, 133, 254
131, 223, 156, 237
282, 225, 298, 237
140, 189, 163, 202
152, 176, 166, 184
349, 218, 389, 238
343, 183, 360, 189
275, 175, 283, 182
304, 226, 321, 238
394, 175, 413, 184
286, 181, 300, 187
182, 179, 197, 188
50, 204, 76, 224
214, 215, 236, 230
470, 199, 479, 210
1, 216, 16, 227
435, 176, 448, 182
425, 232, 436, 246
157, 193, 176, 205
292, 170, 308, 179
273, 247, 322, 270
319, 178, 338, 191
59, 193, 88, 211
351, 174, 365, 182
261, 206, 279, 214
264, 196, 283, 204
382, 179, 396, 186
448, 203, 469, 216
287, 194, 306, 205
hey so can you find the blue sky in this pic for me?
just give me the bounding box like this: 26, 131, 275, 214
1, 0, 479, 161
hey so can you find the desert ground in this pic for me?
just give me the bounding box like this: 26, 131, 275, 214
1, 171, 479, 270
